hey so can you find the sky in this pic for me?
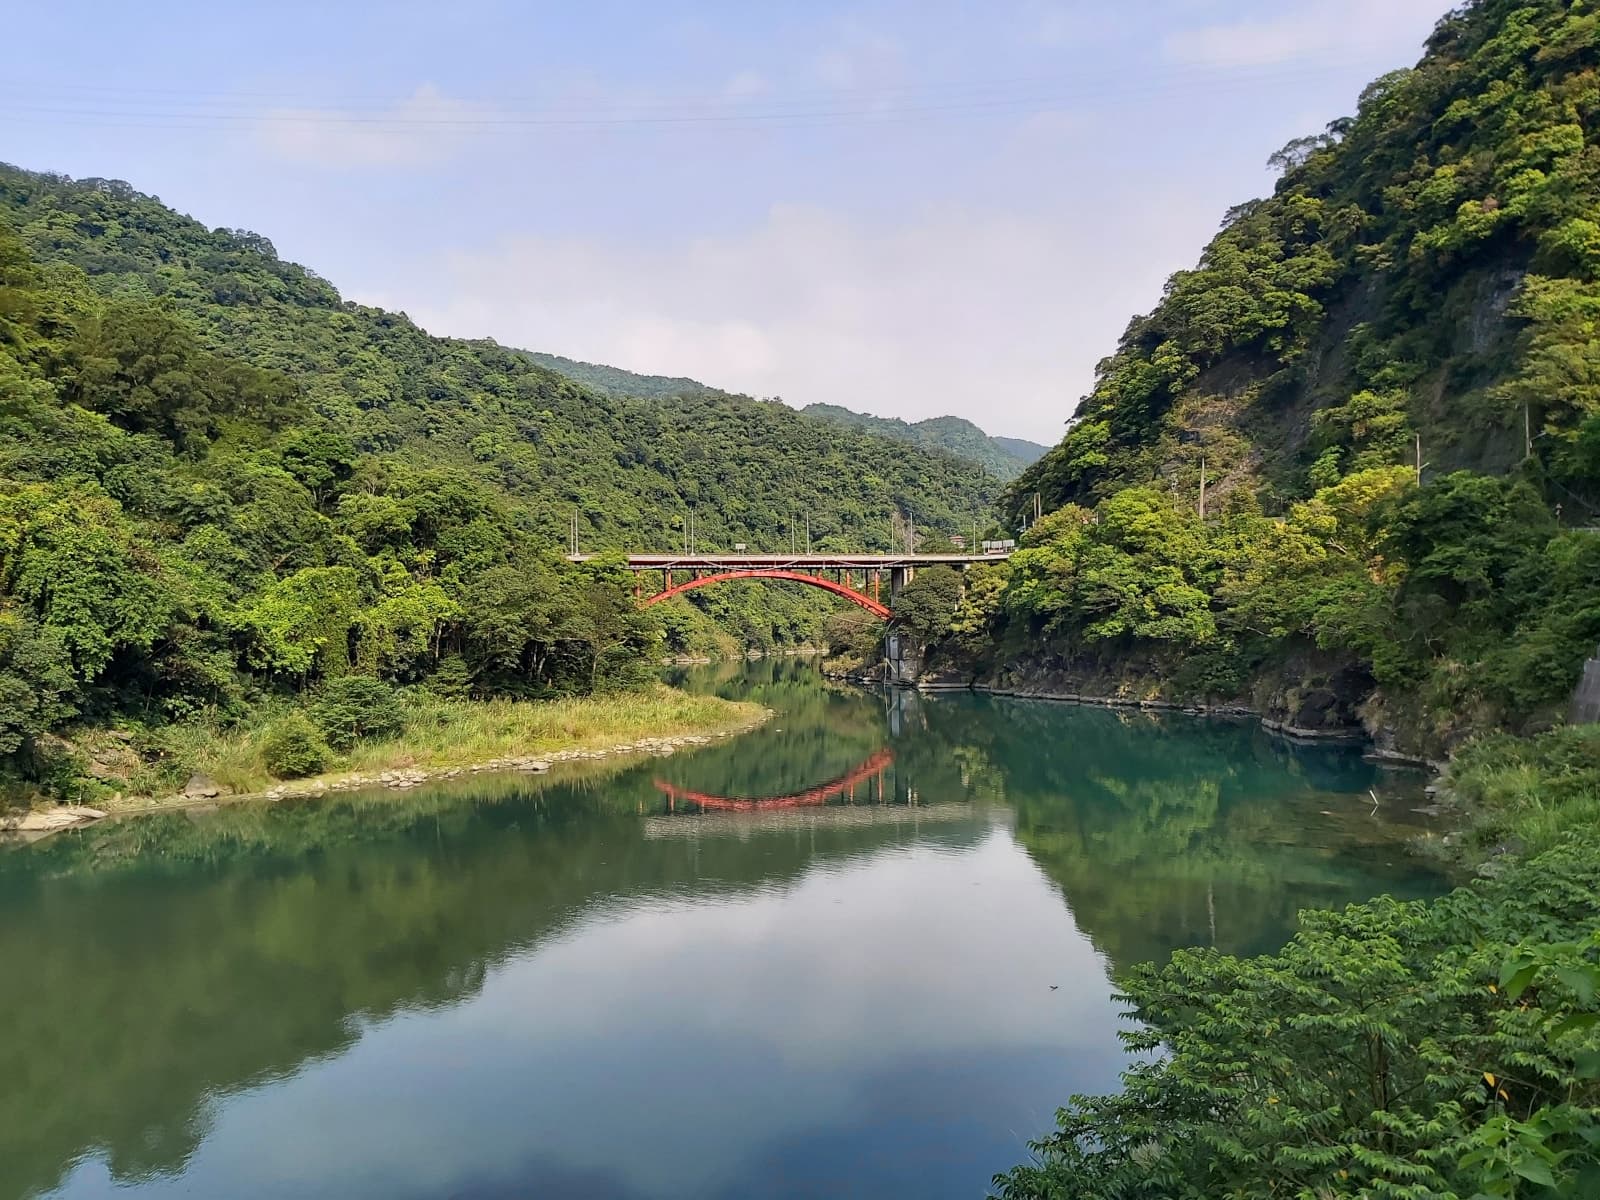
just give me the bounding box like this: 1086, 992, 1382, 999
4, 0, 1458, 444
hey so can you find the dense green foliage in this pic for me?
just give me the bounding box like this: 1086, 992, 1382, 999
995, 831, 1600, 1199
9, 164, 1001, 557
891, 564, 966, 642
308, 676, 405, 750
956, 0, 1600, 749
1445, 721, 1600, 857
260, 713, 330, 779
0, 164, 996, 796
1011, 0, 1600, 519
805, 401, 1047, 481
977, 466, 1600, 742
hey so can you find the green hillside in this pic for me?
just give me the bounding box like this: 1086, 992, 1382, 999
522, 351, 727, 401
991, 435, 1050, 467
523, 354, 1049, 481
0, 163, 997, 796
1009, 0, 1600, 521
803, 402, 1046, 480
918, 0, 1600, 754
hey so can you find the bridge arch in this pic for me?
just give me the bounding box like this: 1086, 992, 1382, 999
641, 569, 891, 619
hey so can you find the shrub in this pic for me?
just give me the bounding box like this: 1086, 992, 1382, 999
422, 656, 474, 699
261, 713, 330, 778
309, 676, 404, 750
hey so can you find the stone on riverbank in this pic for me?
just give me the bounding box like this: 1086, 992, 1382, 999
1, 806, 108, 832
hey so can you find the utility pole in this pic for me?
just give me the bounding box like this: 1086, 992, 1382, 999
1034, 492, 1042, 523
1525, 402, 1533, 460
1198, 458, 1207, 521
805, 511, 811, 554
1415, 433, 1424, 486
570, 511, 579, 557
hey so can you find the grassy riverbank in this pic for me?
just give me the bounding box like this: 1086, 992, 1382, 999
1439, 725, 1600, 860
23, 686, 766, 816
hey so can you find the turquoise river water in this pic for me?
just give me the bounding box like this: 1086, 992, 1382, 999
0, 660, 1451, 1200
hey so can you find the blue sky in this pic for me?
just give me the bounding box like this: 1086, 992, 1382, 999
6, 0, 1455, 442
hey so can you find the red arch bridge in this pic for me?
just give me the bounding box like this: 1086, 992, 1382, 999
654, 748, 896, 812
568, 553, 1013, 619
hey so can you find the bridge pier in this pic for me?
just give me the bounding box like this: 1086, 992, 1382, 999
889, 565, 914, 604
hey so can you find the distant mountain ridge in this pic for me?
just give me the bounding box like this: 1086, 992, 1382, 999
992, 437, 1049, 467
524, 352, 1047, 482
522, 352, 729, 401
801, 404, 1049, 481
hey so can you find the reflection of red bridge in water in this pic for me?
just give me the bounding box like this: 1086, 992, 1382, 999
654, 748, 895, 813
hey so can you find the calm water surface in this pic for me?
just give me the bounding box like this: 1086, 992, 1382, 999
1, 661, 1450, 1200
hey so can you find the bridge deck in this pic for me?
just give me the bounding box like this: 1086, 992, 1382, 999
570, 553, 1012, 570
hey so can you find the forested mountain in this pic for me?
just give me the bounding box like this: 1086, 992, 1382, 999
526, 353, 1050, 482
803, 402, 1048, 480
0, 163, 997, 794
913, 0, 1600, 756
1009, 0, 1599, 521
0, 165, 997, 553
991, 436, 1049, 467
522, 352, 727, 401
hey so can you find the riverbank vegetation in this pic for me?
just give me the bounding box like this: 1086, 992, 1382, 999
925, 0, 1600, 756
995, 827, 1600, 1200
76, 684, 762, 811
992, 0, 1600, 1193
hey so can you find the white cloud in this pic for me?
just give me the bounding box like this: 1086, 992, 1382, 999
1164, 0, 1452, 70
811, 21, 906, 91
255, 84, 493, 169
722, 70, 770, 100
370, 192, 1204, 444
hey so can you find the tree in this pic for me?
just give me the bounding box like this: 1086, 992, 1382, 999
893, 566, 964, 643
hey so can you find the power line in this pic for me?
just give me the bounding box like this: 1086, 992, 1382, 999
0, 55, 1373, 112
0, 58, 1372, 134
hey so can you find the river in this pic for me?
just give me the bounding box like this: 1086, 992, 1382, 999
0, 660, 1450, 1200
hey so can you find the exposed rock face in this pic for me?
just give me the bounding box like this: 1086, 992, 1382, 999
899, 640, 1407, 747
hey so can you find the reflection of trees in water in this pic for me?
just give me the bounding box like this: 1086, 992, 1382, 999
655, 659, 887, 803
0, 775, 986, 1200
889, 694, 1449, 971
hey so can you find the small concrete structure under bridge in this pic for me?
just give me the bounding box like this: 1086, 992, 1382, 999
568, 552, 1013, 619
